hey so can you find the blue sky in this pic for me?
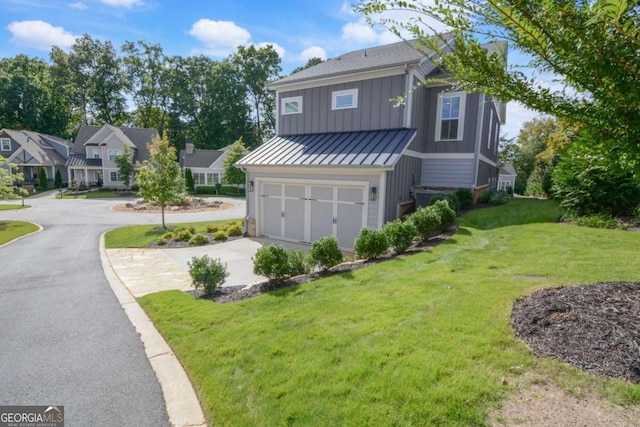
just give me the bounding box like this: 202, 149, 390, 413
0, 0, 541, 139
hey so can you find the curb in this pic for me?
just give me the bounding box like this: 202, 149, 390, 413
99, 234, 207, 427
0, 223, 43, 249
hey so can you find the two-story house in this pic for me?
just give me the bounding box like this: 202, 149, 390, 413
67, 124, 159, 188
0, 128, 72, 187
237, 38, 506, 249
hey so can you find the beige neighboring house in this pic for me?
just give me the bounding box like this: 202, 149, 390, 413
67, 124, 159, 188
0, 128, 72, 188
179, 142, 228, 188
498, 163, 517, 191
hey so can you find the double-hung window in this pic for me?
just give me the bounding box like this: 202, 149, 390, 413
108, 149, 122, 162
110, 171, 121, 182
435, 91, 466, 141
1, 138, 10, 151
332, 89, 358, 110
281, 96, 302, 115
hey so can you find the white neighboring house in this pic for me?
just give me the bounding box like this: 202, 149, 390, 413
498, 163, 517, 191
179, 142, 228, 188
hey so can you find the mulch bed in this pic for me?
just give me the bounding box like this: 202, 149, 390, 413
511, 282, 640, 384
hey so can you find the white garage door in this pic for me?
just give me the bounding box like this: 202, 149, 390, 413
260, 181, 367, 248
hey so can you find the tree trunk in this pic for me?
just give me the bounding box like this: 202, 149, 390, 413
161, 204, 166, 229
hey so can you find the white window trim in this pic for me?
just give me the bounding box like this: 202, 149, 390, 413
281, 96, 302, 115
93, 149, 101, 159
110, 171, 122, 182
108, 149, 122, 162
1, 138, 11, 151
435, 91, 466, 142
331, 88, 358, 110
487, 109, 494, 149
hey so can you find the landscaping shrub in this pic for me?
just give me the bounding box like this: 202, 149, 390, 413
184, 168, 195, 193
195, 186, 217, 195
253, 244, 291, 281
431, 199, 457, 231
54, 170, 63, 188
189, 233, 209, 246
226, 224, 243, 237
479, 190, 510, 206
162, 231, 174, 240
156, 237, 168, 246
38, 169, 48, 191
563, 213, 626, 230
455, 187, 474, 209
383, 220, 417, 254
288, 250, 312, 276
409, 206, 442, 241
173, 228, 193, 242
430, 193, 461, 213
188, 255, 229, 296
213, 231, 228, 241
206, 224, 220, 233
309, 236, 344, 271
354, 228, 389, 260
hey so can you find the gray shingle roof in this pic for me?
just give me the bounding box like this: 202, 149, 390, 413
72, 125, 159, 162
236, 129, 416, 168
179, 149, 226, 168
2, 129, 70, 165
499, 162, 517, 176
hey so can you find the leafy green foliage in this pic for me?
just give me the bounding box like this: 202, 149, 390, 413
54, 170, 63, 188
206, 224, 220, 233
409, 206, 441, 241
156, 236, 168, 246
478, 190, 511, 206
0, 157, 28, 199
430, 193, 461, 213
173, 228, 193, 242
189, 233, 209, 246
552, 135, 640, 216
213, 231, 228, 241
563, 213, 623, 230
135, 132, 184, 228
223, 138, 247, 189
114, 145, 134, 188
288, 250, 313, 276
454, 188, 474, 209
253, 244, 291, 281
431, 199, 457, 231
38, 169, 48, 191
188, 255, 229, 296
383, 220, 417, 254
184, 168, 195, 193
226, 224, 243, 237
309, 236, 344, 271
354, 228, 389, 260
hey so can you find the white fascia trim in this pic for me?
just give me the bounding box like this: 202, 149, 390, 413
241, 165, 393, 175
401, 149, 475, 160
479, 154, 498, 167
270, 65, 408, 93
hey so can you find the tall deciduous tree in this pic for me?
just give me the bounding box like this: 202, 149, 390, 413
114, 145, 134, 189
356, 0, 640, 156
232, 45, 282, 146
223, 137, 247, 192
135, 132, 184, 229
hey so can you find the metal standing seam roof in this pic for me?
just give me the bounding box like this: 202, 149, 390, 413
66, 153, 102, 167
236, 129, 416, 168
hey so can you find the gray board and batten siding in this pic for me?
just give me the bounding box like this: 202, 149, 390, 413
278, 75, 406, 135
385, 155, 422, 222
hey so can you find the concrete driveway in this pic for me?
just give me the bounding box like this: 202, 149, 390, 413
107, 237, 310, 297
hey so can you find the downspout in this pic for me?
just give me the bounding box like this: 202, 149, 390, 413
472, 94, 485, 191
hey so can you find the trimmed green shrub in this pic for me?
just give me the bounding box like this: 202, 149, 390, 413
354, 228, 389, 260
253, 244, 291, 281
206, 224, 220, 233
195, 186, 217, 195
38, 169, 48, 191
173, 228, 193, 242
309, 236, 344, 271
188, 255, 229, 296
185, 168, 195, 193
409, 206, 442, 241
432, 199, 457, 231
383, 220, 417, 254
213, 231, 228, 241
430, 193, 461, 213
455, 187, 474, 209
156, 237, 168, 246
189, 233, 209, 246
54, 170, 63, 188
226, 224, 243, 237
479, 190, 510, 205
162, 231, 174, 240
288, 250, 312, 276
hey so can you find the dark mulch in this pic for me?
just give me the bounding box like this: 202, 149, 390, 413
511, 282, 640, 384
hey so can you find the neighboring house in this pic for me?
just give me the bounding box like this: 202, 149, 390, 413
0, 129, 72, 187
67, 124, 159, 188
179, 142, 227, 188
498, 163, 517, 191
237, 36, 506, 249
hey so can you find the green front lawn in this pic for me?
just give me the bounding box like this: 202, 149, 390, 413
61, 190, 138, 199
139, 199, 640, 426
0, 204, 30, 211
104, 219, 242, 248
0, 221, 39, 245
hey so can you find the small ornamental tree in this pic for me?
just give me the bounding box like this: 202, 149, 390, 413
0, 156, 28, 199
184, 167, 195, 193
38, 168, 48, 191
54, 170, 63, 188
114, 145, 134, 189
135, 132, 184, 229
223, 137, 247, 193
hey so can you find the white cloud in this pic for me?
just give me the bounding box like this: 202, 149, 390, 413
7, 20, 77, 51
189, 19, 251, 56
501, 101, 545, 139
256, 42, 285, 59
68, 2, 87, 9
100, 0, 143, 8
300, 46, 327, 61
342, 21, 378, 43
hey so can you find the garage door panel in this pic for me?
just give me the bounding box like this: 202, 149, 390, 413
338, 187, 364, 203
337, 203, 364, 248
263, 183, 281, 197
310, 200, 334, 242
284, 198, 306, 242
310, 186, 333, 201
262, 196, 282, 237
285, 184, 306, 198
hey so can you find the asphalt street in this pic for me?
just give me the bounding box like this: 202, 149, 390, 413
0, 195, 245, 426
